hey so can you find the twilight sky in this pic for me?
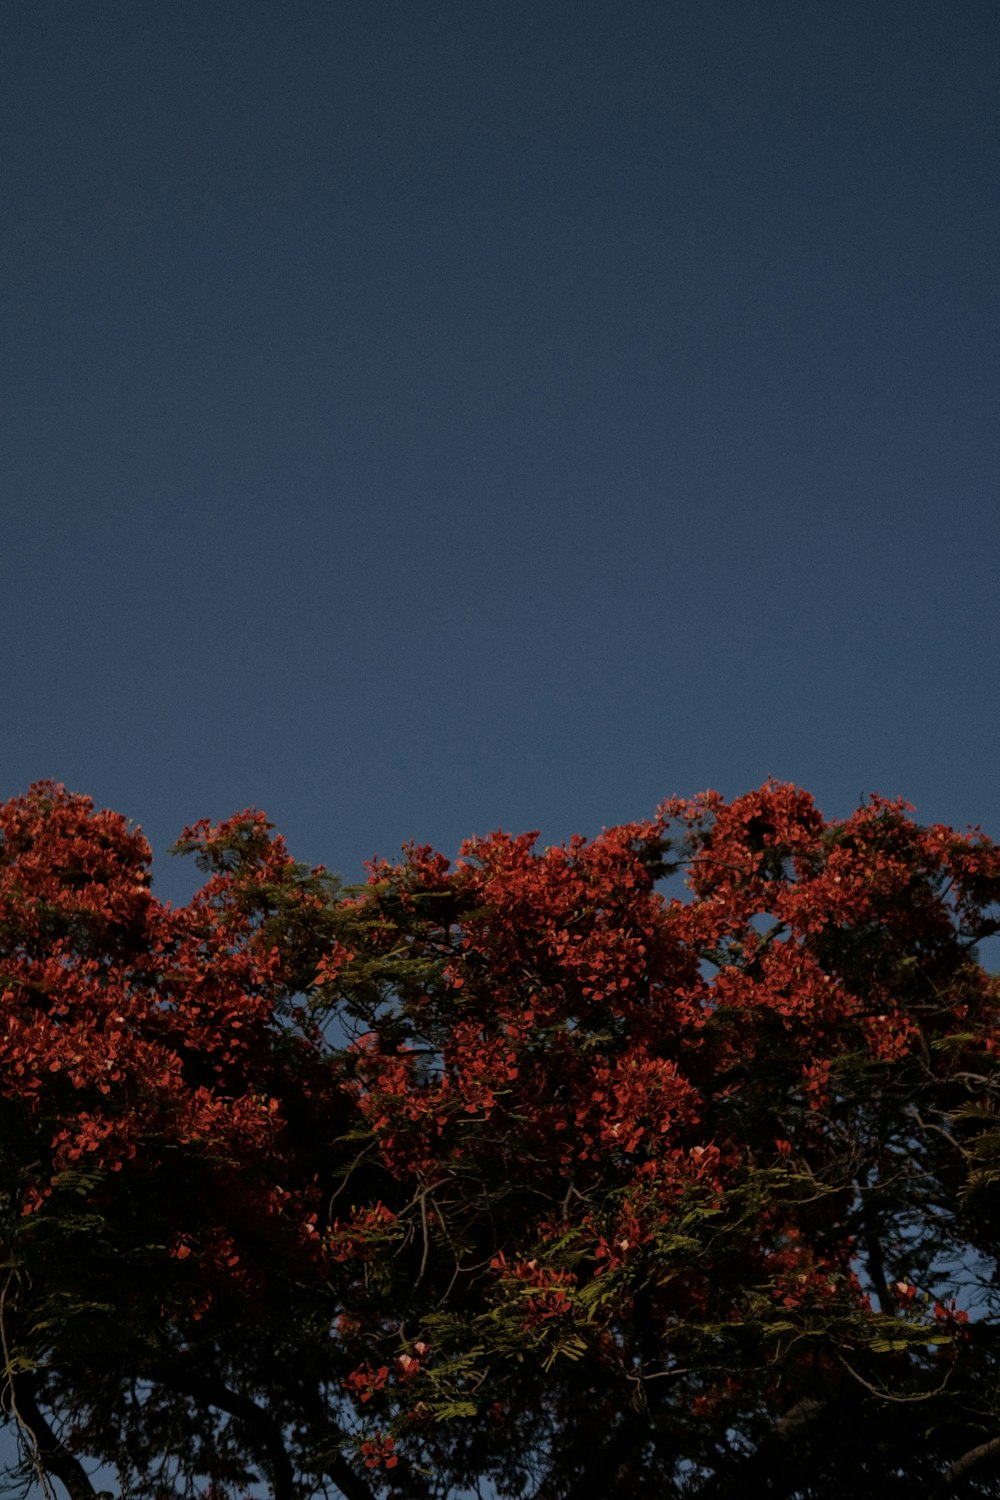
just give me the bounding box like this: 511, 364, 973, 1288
3, 0, 998, 917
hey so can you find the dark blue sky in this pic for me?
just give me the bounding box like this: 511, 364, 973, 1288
3, 0, 998, 909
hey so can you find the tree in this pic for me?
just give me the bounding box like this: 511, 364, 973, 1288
1, 779, 999, 1499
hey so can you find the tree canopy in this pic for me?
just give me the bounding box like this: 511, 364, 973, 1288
1, 780, 999, 1499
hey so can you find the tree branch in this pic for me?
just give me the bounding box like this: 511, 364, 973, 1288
932, 1435, 1000, 1496
860, 1180, 891, 1311
1, 1270, 95, 1500
8, 1376, 99, 1500
149, 1363, 297, 1500
319, 1451, 381, 1500
150, 1362, 379, 1500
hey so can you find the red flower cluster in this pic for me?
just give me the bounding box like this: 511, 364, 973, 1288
359, 1431, 397, 1469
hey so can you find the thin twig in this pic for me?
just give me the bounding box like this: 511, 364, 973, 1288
835, 1350, 952, 1403
414, 1189, 431, 1291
